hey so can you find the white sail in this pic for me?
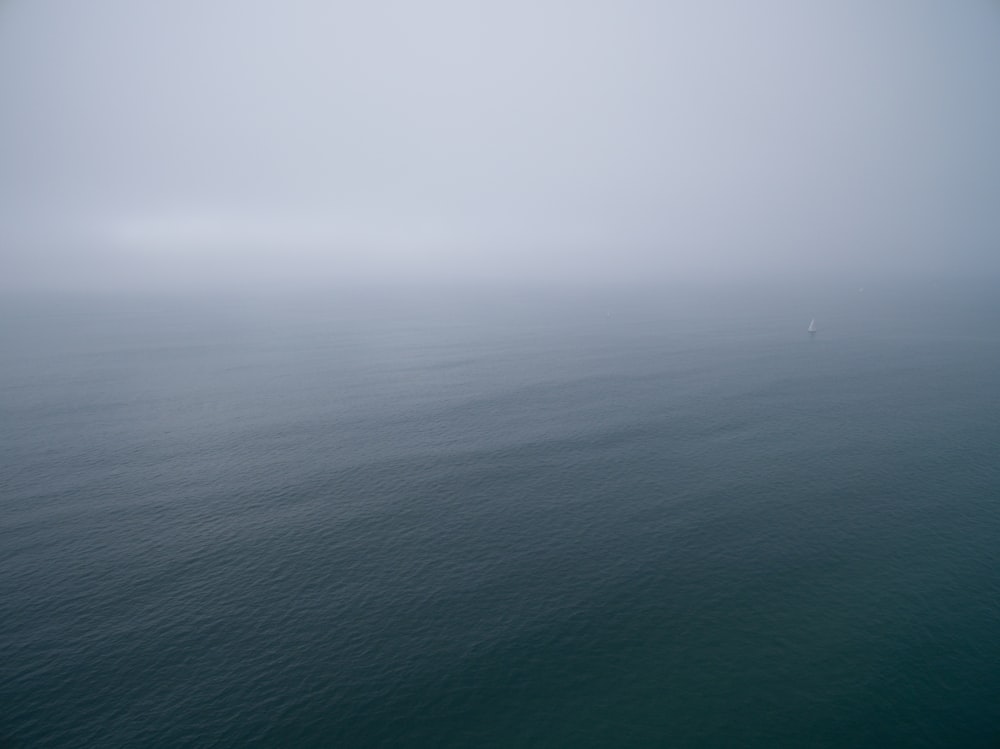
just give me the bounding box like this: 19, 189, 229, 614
808, 318, 817, 333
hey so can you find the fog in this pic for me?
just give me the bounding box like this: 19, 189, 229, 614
2, 0, 999, 290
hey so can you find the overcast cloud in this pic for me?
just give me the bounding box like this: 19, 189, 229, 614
2, 0, 999, 288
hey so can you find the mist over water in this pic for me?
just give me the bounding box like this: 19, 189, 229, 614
3, 1, 1000, 747
3, 0, 1000, 289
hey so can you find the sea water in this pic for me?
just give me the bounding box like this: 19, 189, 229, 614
2, 281, 999, 747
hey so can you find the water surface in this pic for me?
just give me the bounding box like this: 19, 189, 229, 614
2, 281, 999, 747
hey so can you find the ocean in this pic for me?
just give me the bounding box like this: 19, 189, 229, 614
2, 280, 999, 747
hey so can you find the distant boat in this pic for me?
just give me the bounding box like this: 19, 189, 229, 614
808, 318, 817, 335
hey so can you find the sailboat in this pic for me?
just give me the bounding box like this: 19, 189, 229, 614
808, 318, 817, 335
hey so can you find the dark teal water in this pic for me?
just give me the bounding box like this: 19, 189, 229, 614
2, 282, 1000, 748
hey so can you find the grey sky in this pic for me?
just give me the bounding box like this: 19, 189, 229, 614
2, 0, 999, 288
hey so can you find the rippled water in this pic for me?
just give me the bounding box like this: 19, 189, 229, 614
2, 282, 999, 747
